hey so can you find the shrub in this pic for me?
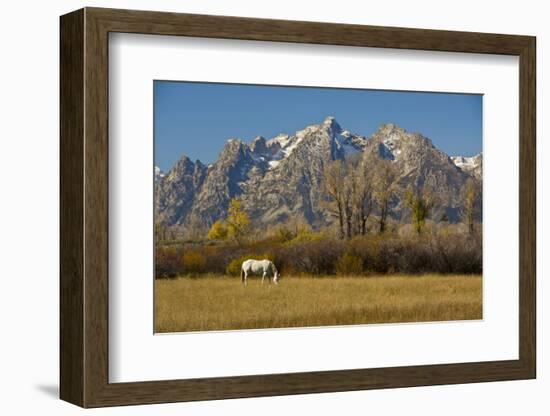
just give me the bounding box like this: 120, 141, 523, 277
181, 250, 207, 274
347, 236, 384, 273
428, 231, 482, 274
281, 238, 343, 275
290, 231, 327, 243
207, 220, 228, 240
156, 225, 482, 277
345, 233, 483, 275
200, 245, 232, 274
155, 246, 182, 278
226, 257, 244, 276
335, 253, 363, 275
275, 226, 295, 243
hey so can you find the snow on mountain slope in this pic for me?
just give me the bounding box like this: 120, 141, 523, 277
154, 166, 164, 181
451, 153, 482, 179
451, 154, 481, 170
262, 116, 365, 168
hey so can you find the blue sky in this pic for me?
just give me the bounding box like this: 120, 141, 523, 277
154, 81, 482, 171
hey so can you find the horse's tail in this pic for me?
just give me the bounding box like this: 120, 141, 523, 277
240, 267, 245, 284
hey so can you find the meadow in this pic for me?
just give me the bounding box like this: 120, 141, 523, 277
154, 274, 482, 333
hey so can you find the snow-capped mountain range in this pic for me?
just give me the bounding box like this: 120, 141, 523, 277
155, 116, 481, 228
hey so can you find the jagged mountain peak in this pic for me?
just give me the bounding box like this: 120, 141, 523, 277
369, 123, 437, 161
224, 137, 247, 148
288, 116, 366, 159
250, 136, 268, 154
155, 155, 208, 226
295, 115, 342, 136
376, 122, 406, 135
216, 138, 254, 167
174, 153, 192, 164
161, 154, 208, 184
166, 154, 194, 177
322, 115, 343, 133
323, 115, 337, 124
251, 135, 266, 145
266, 133, 289, 146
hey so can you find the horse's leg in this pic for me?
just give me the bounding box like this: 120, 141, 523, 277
262, 271, 266, 285
244, 271, 248, 287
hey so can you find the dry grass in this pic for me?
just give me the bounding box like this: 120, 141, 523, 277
155, 274, 482, 333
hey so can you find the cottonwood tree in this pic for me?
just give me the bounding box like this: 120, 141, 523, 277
342, 167, 355, 239
461, 178, 481, 235
155, 222, 167, 244
323, 157, 375, 239
405, 185, 435, 234
373, 159, 397, 233
205, 198, 251, 244
350, 157, 375, 236
323, 160, 348, 239
225, 198, 251, 245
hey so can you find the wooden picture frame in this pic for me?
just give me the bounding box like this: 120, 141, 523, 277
60, 7, 536, 408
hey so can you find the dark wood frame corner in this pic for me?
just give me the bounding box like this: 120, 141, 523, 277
60, 7, 536, 408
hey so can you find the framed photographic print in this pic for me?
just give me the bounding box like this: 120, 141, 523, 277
60, 7, 536, 408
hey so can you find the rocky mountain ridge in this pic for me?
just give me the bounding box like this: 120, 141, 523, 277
155, 116, 482, 229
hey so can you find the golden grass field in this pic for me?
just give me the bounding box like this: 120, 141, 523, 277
155, 274, 482, 333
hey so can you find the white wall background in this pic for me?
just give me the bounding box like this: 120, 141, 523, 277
0, 0, 545, 414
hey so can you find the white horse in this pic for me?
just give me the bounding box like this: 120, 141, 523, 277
240, 259, 280, 286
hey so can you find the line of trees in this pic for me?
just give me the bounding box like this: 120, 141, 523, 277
322, 155, 481, 239
323, 155, 401, 239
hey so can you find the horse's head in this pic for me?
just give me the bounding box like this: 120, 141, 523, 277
274, 271, 281, 284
